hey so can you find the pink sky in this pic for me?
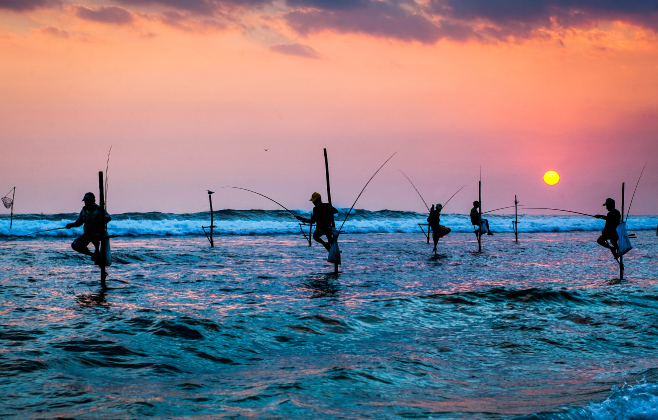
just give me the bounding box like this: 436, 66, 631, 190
1, 0, 657, 215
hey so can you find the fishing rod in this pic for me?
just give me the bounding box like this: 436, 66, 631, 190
104, 145, 112, 206
337, 152, 397, 236
522, 207, 596, 217
223, 186, 299, 220
1, 227, 67, 244
399, 170, 429, 212
442, 184, 466, 209
625, 162, 647, 222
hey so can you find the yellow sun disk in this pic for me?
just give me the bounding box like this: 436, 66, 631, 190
544, 170, 560, 185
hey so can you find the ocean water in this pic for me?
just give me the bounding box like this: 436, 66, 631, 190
1, 210, 657, 237
1, 212, 658, 419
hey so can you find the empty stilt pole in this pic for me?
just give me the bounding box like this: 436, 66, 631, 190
9, 187, 15, 229
208, 191, 215, 248
514, 195, 518, 242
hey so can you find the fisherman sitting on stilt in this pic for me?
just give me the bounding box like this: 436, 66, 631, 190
296, 192, 338, 251
65, 192, 111, 262
427, 203, 451, 254
595, 198, 621, 259
470, 201, 493, 238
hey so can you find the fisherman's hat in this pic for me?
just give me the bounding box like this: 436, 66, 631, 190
83, 192, 95, 202
436, 203, 443, 210
310, 192, 321, 202
603, 198, 615, 207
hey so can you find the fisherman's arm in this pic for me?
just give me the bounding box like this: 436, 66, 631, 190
65, 213, 84, 229
296, 211, 314, 224
595, 214, 607, 220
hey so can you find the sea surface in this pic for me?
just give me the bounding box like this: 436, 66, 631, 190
1, 211, 658, 419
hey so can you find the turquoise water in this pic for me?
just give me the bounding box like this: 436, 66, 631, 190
1, 231, 657, 418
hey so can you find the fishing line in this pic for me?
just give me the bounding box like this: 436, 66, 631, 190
337, 152, 397, 236
1, 227, 67, 244
223, 186, 299, 219
398, 170, 429, 212
442, 184, 466, 210
625, 162, 647, 222
522, 207, 596, 217
483, 204, 522, 214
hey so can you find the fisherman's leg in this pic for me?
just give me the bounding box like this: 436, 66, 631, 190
313, 229, 330, 251
610, 236, 619, 258
437, 225, 450, 239
71, 235, 93, 256
432, 231, 439, 252
597, 235, 614, 250
325, 229, 335, 246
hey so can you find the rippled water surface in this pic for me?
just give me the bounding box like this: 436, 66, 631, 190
1, 232, 657, 419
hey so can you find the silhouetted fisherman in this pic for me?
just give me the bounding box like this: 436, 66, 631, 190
65, 192, 111, 262
427, 203, 451, 254
296, 192, 338, 251
595, 198, 621, 258
470, 201, 492, 238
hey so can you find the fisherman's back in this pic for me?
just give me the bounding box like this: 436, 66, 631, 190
312, 203, 337, 229
427, 209, 441, 229
603, 209, 621, 236
470, 207, 480, 225
76, 204, 111, 233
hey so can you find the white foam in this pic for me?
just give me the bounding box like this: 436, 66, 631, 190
0, 213, 656, 237
584, 382, 658, 420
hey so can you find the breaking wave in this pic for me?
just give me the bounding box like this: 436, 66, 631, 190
0, 210, 656, 237
521, 379, 658, 419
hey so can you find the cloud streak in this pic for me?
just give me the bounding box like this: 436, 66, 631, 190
270, 43, 320, 58
1, 0, 657, 44
36, 25, 69, 38
285, 1, 476, 44
0, 0, 59, 12
75, 5, 134, 25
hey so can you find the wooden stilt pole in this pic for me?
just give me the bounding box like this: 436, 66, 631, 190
208, 191, 215, 248
514, 195, 518, 242
324, 148, 339, 275
427, 224, 431, 244
98, 171, 107, 289
9, 187, 15, 229
620, 182, 625, 280
478, 180, 482, 253
309, 222, 313, 246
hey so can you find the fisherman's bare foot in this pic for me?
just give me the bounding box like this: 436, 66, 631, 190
487, 232, 494, 236
611, 248, 618, 259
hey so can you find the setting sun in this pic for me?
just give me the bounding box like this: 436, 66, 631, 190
544, 170, 560, 185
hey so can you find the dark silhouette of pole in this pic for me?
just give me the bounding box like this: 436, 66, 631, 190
208, 191, 215, 248
9, 187, 15, 229
98, 171, 107, 289
620, 182, 625, 280
478, 180, 482, 253
514, 195, 518, 242
324, 148, 338, 275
